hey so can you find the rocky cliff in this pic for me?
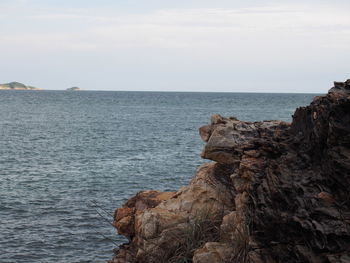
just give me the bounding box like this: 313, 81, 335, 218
110, 80, 350, 263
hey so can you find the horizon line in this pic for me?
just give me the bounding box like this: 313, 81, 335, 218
34, 89, 323, 94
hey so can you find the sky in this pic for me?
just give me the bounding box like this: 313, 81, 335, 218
0, 0, 349, 93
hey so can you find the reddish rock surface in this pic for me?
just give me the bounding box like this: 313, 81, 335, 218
110, 80, 350, 263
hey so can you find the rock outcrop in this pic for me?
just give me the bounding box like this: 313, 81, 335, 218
110, 80, 350, 263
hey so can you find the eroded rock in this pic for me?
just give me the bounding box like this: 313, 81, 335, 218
110, 80, 350, 263
110, 163, 235, 263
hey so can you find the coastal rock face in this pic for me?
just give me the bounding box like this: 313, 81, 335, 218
110, 80, 350, 263
111, 163, 235, 263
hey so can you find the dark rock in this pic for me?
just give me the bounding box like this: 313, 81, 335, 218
110, 80, 350, 263
329, 79, 350, 94
199, 80, 350, 262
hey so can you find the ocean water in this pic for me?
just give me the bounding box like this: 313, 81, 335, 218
0, 90, 316, 263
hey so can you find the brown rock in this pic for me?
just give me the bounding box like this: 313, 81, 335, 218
199, 125, 212, 142
111, 163, 235, 262
193, 242, 234, 263
110, 80, 350, 263
211, 114, 225, 125
113, 190, 175, 238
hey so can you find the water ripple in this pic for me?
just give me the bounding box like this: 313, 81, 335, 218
0, 90, 316, 262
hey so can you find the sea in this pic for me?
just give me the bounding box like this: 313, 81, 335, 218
0, 90, 316, 263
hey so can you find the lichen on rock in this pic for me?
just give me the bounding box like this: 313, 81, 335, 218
110, 80, 350, 263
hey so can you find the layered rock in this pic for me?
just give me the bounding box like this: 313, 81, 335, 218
111, 163, 235, 263
110, 80, 350, 263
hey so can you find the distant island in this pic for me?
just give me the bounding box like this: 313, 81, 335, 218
0, 82, 40, 90
66, 87, 81, 91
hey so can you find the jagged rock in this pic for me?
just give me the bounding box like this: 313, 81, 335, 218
113, 190, 176, 238
110, 80, 350, 263
110, 163, 235, 263
201, 118, 290, 164
330, 79, 350, 94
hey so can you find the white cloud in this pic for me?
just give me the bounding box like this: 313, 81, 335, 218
1, 4, 349, 54
0, 2, 349, 92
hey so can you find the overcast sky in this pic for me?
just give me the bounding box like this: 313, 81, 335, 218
0, 0, 349, 92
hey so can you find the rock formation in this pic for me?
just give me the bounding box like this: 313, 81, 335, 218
110, 80, 350, 263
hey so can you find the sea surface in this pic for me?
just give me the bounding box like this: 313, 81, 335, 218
0, 90, 316, 263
